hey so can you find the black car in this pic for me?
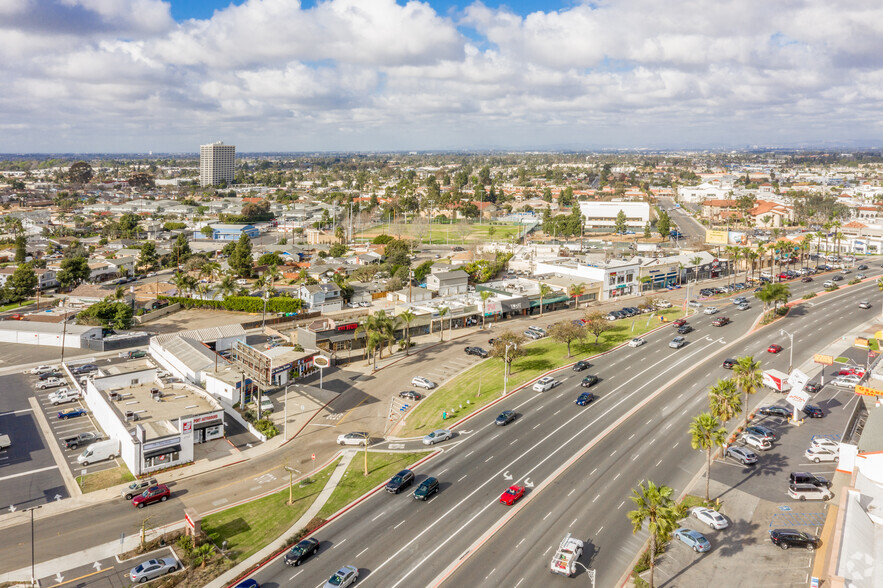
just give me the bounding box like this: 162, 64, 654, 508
858, 264, 868, 270
769, 529, 820, 551
802, 404, 824, 418
722, 358, 737, 369
677, 325, 693, 335
581, 375, 599, 387
385, 469, 415, 493
801, 276, 813, 282
465, 346, 489, 358
284, 538, 319, 566
399, 391, 423, 401
413, 477, 439, 500
576, 392, 596, 406
804, 381, 822, 394
572, 360, 591, 372
790, 471, 831, 488
38, 371, 64, 381
488, 338, 496, 346
495, 410, 517, 426
832, 275, 843, 281
759, 405, 792, 419
73, 364, 98, 374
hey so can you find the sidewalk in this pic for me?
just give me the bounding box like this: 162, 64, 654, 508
205, 450, 357, 588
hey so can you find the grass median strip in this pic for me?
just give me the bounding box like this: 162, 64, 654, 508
317, 451, 431, 519
202, 458, 341, 563
401, 308, 685, 436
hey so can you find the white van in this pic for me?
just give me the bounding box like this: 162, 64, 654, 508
77, 439, 119, 466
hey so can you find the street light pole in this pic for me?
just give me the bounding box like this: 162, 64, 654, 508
283, 465, 296, 505
780, 328, 795, 373
284, 383, 290, 441
502, 342, 516, 396
25, 505, 41, 587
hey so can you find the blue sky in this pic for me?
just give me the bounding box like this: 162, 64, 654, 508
170, 0, 569, 21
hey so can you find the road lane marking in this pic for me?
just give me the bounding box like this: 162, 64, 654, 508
656, 460, 663, 467
290, 570, 304, 581
628, 433, 635, 440
465, 451, 474, 458
437, 468, 448, 476
372, 512, 385, 522
618, 501, 625, 509
553, 409, 561, 416
597, 526, 604, 534
672, 442, 679, 449
614, 473, 621, 480
632, 453, 640, 461
593, 494, 600, 502
333, 539, 346, 549
543, 512, 552, 521
335, 397, 368, 427
458, 475, 467, 482
570, 518, 577, 527
516, 538, 525, 548
394, 520, 406, 530
485, 568, 496, 580
568, 489, 575, 497
515, 579, 524, 588
532, 423, 541, 430
484, 455, 494, 463
356, 547, 369, 558
0, 465, 59, 482
610, 450, 616, 456
590, 468, 597, 476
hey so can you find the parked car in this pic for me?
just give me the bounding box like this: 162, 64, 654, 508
532, 376, 559, 392
769, 529, 820, 551
323, 565, 358, 588
673, 528, 711, 553
744, 425, 778, 442
804, 381, 822, 393
37, 370, 64, 381
73, 364, 98, 374
628, 337, 646, 347
802, 404, 825, 418
336, 432, 369, 446
465, 346, 489, 358
789, 483, 833, 501
725, 446, 758, 465
759, 405, 792, 419
810, 437, 840, 452
413, 477, 440, 500
47, 388, 80, 405
57, 408, 87, 420
576, 392, 596, 406
581, 375, 599, 387
28, 365, 55, 375
422, 429, 452, 445
572, 360, 591, 371
805, 447, 839, 463
64, 431, 102, 450
741, 433, 772, 451
411, 376, 436, 389
385, 469, 415, 494
284, 538, 320, 566
499, 485, 525, 505
121, 477, 159, 500
691, 507, 728, 530
129, 557, 178, 583
132, 484, 171, 508
399, 390, 423, 401
495, 410, 517, 426
38, 377, 66, 390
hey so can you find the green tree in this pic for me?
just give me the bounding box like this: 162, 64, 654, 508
614, 209, 627, 234
538, 282, 552, 317
171, 233, 192, 267
643, 222, 651, 239
708, 378, 741, 424
548, 320, 585, 357
490, 330, 527, 377
8, 264, 37, 303
119, 213, 140, 239
258, 252, 285, 266
397, 310, 416, 356
480, 289, 493, 328
67, 161, 93, 185
328, 243, 348, 258
228, 234, 254, 278
57, 257, 91, 289
733, 356, 763, 429
138, 242, 158, 273
656, 211, 671, 238
436, 306, 449, 341
627, 481, 678, 588
584, 310, 611, 344
689, 413, 728, 501
14, 235, 27, 263
413, 260, 434, 283
200, 226, 214, 238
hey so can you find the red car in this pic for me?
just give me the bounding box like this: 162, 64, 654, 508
838, 368, 865, 377
672, 318, 687, 327
767, 344, 783, 354
132, 484, 171, 508
499, 485, 525, 506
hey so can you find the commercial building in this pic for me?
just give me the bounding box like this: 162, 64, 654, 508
578, 201, 650, 231
199, 141, 235, 187
203, 224, 259, 241
0, 320, 102, 348
535, 257, 640, 301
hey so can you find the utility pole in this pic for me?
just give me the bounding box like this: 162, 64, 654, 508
780, 328, 795, 373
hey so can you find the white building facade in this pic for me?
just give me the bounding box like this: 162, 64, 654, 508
578, 201, 650, 230
199, 141, 236, 187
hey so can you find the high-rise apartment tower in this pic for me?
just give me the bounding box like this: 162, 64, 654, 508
199, 141, 235, 187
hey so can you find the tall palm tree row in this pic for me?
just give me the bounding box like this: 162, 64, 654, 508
708, 378, 742, 424
437, 306, 449, 341
398, 310, 416, 356
627, 481, 679, 588
733, 356, 763, 430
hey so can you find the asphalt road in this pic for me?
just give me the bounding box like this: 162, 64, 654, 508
658, 196, 707, 243
241, 267, 883, 588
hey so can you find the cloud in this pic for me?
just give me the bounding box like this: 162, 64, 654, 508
2, 0, 883, 151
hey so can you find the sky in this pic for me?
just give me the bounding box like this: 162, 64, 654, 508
2, 0, 882, 153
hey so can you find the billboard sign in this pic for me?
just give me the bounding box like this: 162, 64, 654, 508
787, 369, 809, 393
785, 388, 811, 411
706, 229, 728, 245
855, 384, 883, 397
232, 341, 272, 387
813, 354, 834, 366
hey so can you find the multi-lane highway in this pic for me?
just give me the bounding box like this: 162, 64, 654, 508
242, 266, 883, 588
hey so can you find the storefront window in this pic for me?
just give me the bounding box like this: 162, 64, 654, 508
145, 449, 179, 469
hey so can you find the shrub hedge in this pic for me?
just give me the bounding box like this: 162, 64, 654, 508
159, 295, 304, 314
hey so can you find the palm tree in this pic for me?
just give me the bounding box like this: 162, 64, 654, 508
690, 256, 702, 281
195, 283, 209, 300
538, 282, 552, 317
355, 313, 382, 367
218, 275, 236, 299
708, 378, 741, 424
398, 310, 416, 356
265, 264, 283, 294
754, 283, 779, 318
755, 244, 766, 276
733, 356, 763, 429
568, 283, 585, 308
730, 247, 742, 286
800, 235, 812, 269
375, 310, 396, 357
437, 306, 449, 341
689, 413, 728, 502
480, 290, 493, 328
627, 481, 678, 588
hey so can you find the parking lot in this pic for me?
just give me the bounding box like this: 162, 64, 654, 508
649, 347, 863, 587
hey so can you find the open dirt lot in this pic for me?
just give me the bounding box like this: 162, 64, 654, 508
133, 308, 260, 334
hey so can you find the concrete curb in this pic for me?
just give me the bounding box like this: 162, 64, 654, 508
215, 448, 441, 588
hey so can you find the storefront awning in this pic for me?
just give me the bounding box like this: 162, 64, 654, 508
529, 295, 569, 307
144, 444, 181, 459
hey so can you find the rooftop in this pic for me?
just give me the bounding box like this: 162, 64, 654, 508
103, 380, 218, 438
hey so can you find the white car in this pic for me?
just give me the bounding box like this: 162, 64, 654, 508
411, 376, 436, 390
741, 433, 772, 451
422, 429, 453, 445
532, 376, 558, 392
29, 365, 55, 375
805, 447, 839, 463
691, 507, 729, 530
810, 437, 840, 452
628, 338, 646, 348
823, 280, 835, 288
736, 303, 750, 311
259, 397, 273, 413
832, 376, 859, 389
336, 432, 369, 446
528, 326, 547, 337
37, 377, 66, 390
655, 300, 672, 309
703, 307, 719, 315
687, 300, 703, 308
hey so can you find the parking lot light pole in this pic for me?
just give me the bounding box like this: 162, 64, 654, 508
780, 328, 795, 373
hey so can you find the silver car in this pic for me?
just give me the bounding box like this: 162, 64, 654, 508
423, 429, 452, 445
129, 557, 178, 583
324, 565, 359, 588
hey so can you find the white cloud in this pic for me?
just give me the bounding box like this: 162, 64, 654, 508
2, 0, 883, 151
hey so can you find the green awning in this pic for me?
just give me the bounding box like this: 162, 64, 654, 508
530, 295, 570, 307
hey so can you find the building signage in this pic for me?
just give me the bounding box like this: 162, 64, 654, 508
143, 437, 181, 451
705, 229, 728, 245
336, 323, 359, 332
785, 389, 810, 411
813, 354, 834, 365
855, 384, 883, 397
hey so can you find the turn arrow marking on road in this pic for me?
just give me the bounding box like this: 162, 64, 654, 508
93, 561, 102, 571
503, 471, 513, 480
7, 505, 14, 513
524, 478, 534, 488
55, 572, 63, 583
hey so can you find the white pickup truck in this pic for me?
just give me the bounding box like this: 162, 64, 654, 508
48, 388, 81, 405
550, 533, 584, 577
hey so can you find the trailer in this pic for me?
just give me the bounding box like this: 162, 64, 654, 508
550, 533, 584, 577
763, 369, 791, 393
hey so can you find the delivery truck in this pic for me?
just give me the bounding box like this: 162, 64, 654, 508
762, 369, 791, 393
550, 533, 584, 577
77, 439, 119, 466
